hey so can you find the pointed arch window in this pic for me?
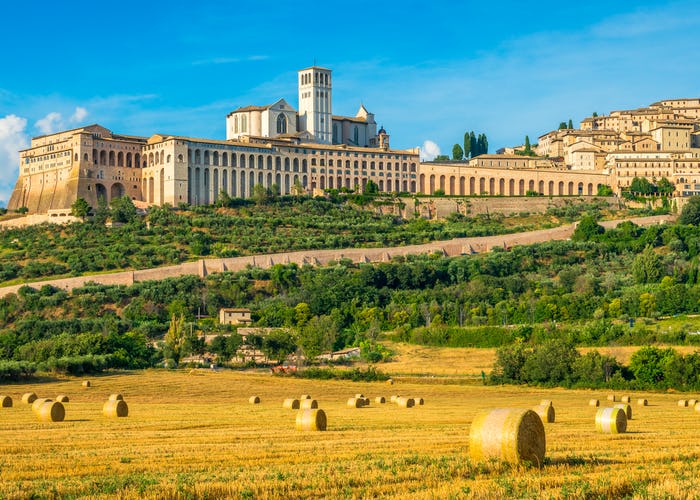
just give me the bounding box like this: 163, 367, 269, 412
277, 113, 287, 134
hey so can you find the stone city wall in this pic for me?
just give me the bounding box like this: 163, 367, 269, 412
0, 214, 673, 299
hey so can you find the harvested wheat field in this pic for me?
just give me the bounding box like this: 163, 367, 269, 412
2, 369, 700, 498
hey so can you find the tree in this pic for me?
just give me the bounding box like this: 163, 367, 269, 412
163, 313, 186, 365
434, 155, 450, 161
559, 122, 568, 130
568, 119, 574, 129
463, 132, 471, 159
632, 245, 662, 284
291, 179, 305, 197
215, 190, 233, 208
71, 198, 90, 219
252, 184, 270, 205
261, 329, 297, 363
298, 315, 337, 358
572, 216, 604, 241
451, 143, 464, 160
597, 185, 614, 196
657, 177, 675, 196
524, 135, 531, 152
469, 131, 477, 158
592, 112, 598, 117
629, 177, 654, 195
364, 179, 379, 195
680, 196, 700, 225
93, 196, 110, 224
110, 196, 137, 223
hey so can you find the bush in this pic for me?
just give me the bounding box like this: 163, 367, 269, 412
0, 360, 36, 381
39, 355, 113, 375
291, 366, 390, 382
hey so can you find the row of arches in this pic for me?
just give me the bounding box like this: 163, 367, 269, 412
188, 150, 309, 173
311, 176, 416, 193
186, 167, 308, 205
89, 150, 141, 168
419, 174, 599, 196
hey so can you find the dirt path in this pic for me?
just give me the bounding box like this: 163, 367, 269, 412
0, 214, 675, 298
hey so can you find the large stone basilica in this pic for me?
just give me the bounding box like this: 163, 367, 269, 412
8, 67, 418, 213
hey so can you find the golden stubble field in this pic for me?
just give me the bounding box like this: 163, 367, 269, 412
2, 369, 700, 499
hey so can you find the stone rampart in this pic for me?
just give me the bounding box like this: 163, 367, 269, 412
0, 214, 673, 299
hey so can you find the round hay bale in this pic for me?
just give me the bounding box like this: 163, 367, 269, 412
689, 399, 698, 407
678, 399, 688, 407
283, 398, 300, 410
695, 402, 700, 412
249, 396, 260, 404
300, 394, 312, 400
606, 394, 616, 402
387, 378, 394, 385
396, 397, 415, 408
37, 401, 65, 422
21, 392, 37, 404
637, 399, 648, 406
103, 399, 129, 418
32, 398, 52, 414
620, 395, 631, 403
0, 395, 12, 408
469, 408, 546, 466
614, 403, 633, 420
362, 397, 371, 406
390, 395, 399, 403
55, 395, 69, 403
375, 396, 386, 404
589, 399, 600, 407
347, 398, 363, 408
595, 407, 627, 434
108, 394, 124, 401
532, 404, 555, 423
300, 399, 318, 410
414, 397, 424, 406
82, 381, 91, 388
539, 399, 553, 407
295, 409, 327, 431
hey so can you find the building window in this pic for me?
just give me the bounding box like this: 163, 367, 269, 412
277, 113, 287, 134
353, 126, 359, 145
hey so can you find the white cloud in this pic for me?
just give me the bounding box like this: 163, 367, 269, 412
35, 111, 63, 135
70, 106, 88, 123
0, 114, 29, 207
420, 140, 440, 161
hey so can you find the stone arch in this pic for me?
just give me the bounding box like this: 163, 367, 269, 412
419, 174, 425, 193
109, 151, 115, 167
203, 169, 210, 205
95, 183, 107, 202
509, 179, 515, 195
439, 175, 446, 191
429, 174, 435, 194
117, 152, 124, 167
469, 177, 475, 195
548, 180, 554, 195
568, 181, 574, 195
111, 182, 125, 200
499, 178, 505, 195
558, 181, 565, 195
240, 170, 246, 198
519, 179, 525, 195
538, 180, 545, 194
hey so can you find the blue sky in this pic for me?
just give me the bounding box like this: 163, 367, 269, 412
1, 0, 700, 205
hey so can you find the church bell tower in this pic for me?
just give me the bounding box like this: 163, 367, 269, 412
298, 67, 332, 144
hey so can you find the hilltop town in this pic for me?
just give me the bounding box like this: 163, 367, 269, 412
7, 66, 700, 217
